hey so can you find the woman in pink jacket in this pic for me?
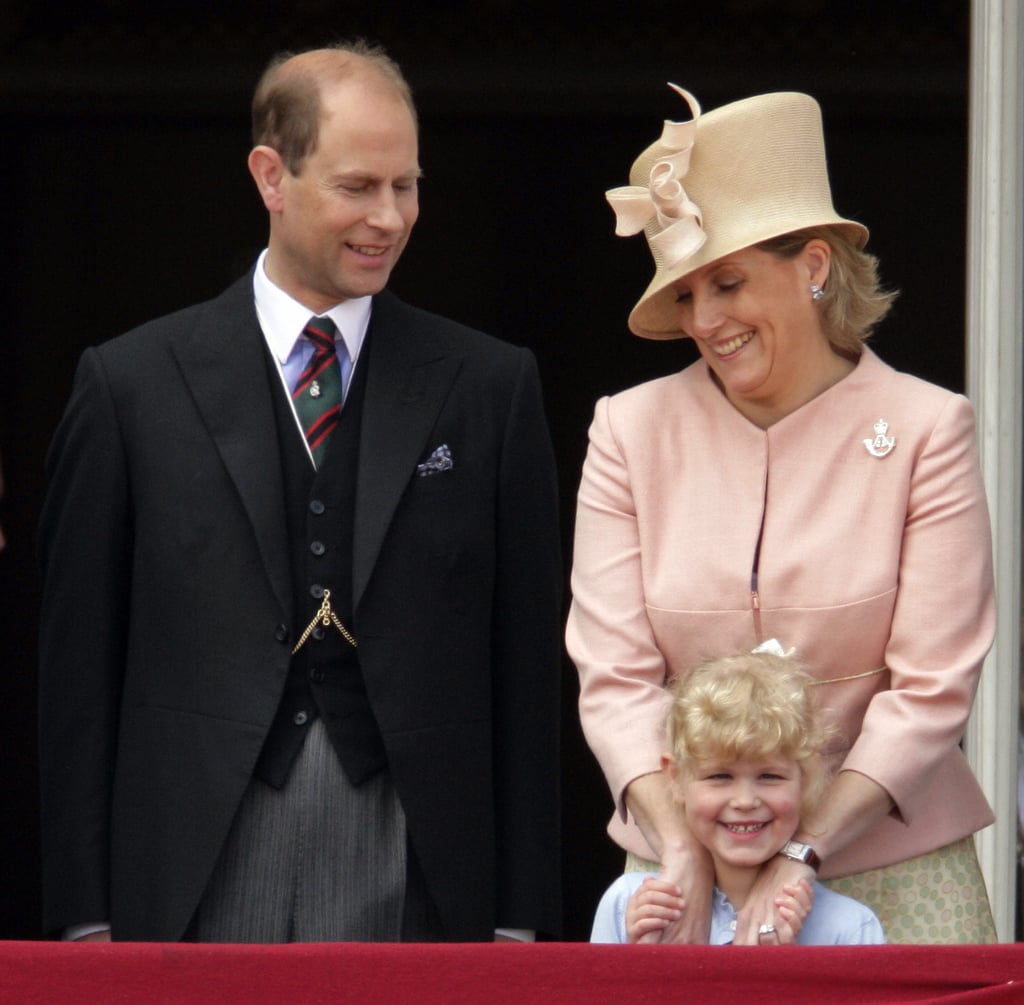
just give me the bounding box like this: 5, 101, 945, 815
566, 85, 996, 944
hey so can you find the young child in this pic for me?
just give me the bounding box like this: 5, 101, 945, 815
590, 647, 885, 944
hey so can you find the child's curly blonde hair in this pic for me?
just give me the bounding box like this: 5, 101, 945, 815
666, 650, 833, 816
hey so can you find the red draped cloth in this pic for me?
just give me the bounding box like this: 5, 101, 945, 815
3, 941, 1024, 1003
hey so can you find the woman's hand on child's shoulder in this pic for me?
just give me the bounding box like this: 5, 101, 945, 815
625, 877, 685, 944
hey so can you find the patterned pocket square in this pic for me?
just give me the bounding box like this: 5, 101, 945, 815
416, 443, 453, 477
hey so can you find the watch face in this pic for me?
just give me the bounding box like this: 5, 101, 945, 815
781, 840, 820, 869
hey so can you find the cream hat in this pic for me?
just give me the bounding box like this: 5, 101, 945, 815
607, 86, 869, 340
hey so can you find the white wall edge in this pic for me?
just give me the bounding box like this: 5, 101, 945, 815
965, 0, 1024, 943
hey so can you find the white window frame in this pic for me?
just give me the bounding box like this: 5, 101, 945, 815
965, 0, 1023, 942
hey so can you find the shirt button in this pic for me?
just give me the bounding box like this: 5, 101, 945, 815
293, 710, 309, 726
310, 584, 325, 599
310, 540, 326, 556
274, 624, 289, 643
312, 625, 326, 641
310, 668, 325, 682
310, 499, 326, 515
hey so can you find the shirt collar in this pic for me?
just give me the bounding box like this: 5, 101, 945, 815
252, 249, 372, 364
711, 887, 740, 945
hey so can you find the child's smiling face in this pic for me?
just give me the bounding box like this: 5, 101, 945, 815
677, 752, 802, 884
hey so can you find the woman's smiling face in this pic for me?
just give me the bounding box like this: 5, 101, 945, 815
672, 239, 838, 425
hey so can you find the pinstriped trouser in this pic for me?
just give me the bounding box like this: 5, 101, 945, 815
191, 718, 409, 942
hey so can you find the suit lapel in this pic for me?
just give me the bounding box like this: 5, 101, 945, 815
169, 274, 292, 619
353, 291, 461, 607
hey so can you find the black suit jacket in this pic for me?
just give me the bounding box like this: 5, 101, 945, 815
38, 274, 562, 941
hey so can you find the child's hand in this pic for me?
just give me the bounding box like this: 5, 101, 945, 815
625, 877, 685, 944
771, 878, 814, 945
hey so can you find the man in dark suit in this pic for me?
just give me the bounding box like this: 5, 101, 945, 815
38, 41, 561, 943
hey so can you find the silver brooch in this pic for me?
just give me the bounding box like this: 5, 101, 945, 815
864, 418, 895, 458
310, 381, 321, 398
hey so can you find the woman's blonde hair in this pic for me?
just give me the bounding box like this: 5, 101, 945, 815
667, 650, 833, 816
758, 225, 898, 354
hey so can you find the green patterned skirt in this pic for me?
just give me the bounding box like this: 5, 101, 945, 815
821, 836, 996, 944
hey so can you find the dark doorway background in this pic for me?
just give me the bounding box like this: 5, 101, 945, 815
0, 1, 969, 941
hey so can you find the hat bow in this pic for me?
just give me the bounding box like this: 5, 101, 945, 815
605, 84, 707, 269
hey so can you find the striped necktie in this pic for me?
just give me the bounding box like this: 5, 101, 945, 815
292, 316, 343, 468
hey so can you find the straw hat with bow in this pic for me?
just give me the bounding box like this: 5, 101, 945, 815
607, 86, 869, 341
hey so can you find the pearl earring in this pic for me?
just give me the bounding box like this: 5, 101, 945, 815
810, 284, 825, 301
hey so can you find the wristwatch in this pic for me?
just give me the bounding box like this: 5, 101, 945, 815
777, 840, 821, 872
